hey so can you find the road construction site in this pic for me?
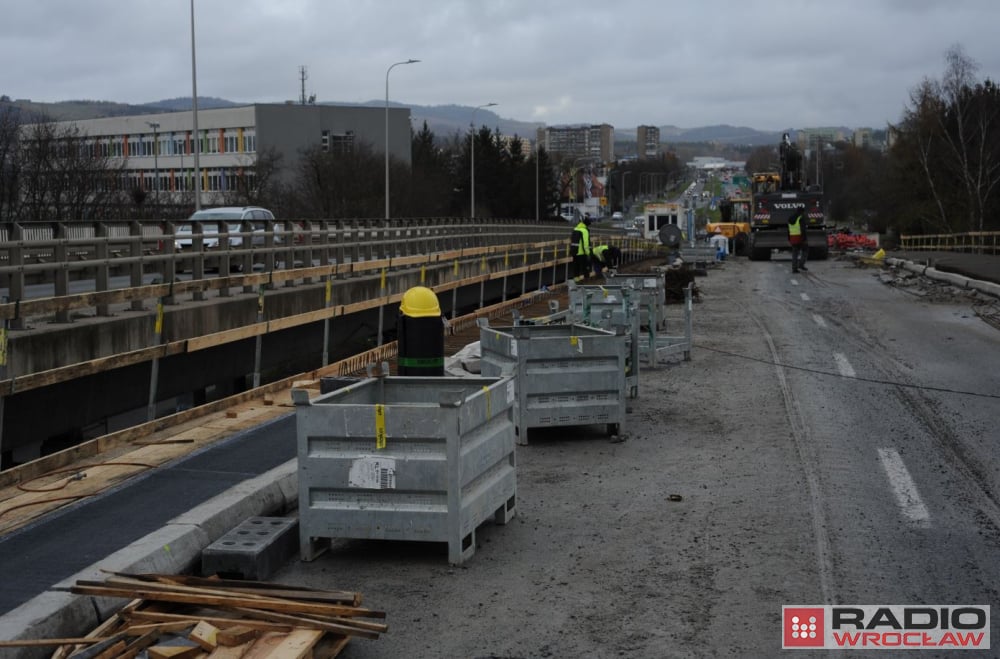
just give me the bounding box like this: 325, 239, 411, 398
1, 249, 999, 658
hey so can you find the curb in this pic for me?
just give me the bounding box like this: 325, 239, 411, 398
881, 256, 1000, 300
0, 459, 298, 658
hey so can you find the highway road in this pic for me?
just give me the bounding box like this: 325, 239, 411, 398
272, 254, 999, 657
2, 253, 997, 656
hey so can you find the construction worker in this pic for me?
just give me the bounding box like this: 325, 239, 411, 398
709, 229, 729, 262
787, 210, 808, 273
571, 215, 592, 279
590, 244, 621, 279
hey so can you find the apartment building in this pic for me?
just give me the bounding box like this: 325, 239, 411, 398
636, 125, 660, 160
536, 123, 615, 163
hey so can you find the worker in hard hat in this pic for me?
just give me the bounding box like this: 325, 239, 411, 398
570, 215, 592, 280
709, 228, 729, 262
590, 244, 621, 279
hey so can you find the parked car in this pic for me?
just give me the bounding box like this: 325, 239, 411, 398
174, 207, 275, 251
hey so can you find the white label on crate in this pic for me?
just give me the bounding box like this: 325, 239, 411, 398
644, 278, 657, 288
510, 338, 518, 358
348, 456, 397, 489
577, 338, 584, 354
506, 379, 515, 405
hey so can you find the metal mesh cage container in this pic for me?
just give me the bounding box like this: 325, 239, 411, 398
293, 374, 517, 565
564, 286, 641, 399
478, 322, 627, 444
603, 274, 668, 330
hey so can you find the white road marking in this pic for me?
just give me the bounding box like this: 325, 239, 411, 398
833, 352, 855, 378
812, 314, 828, 328
800, 292, 811, 302
877, 448, 931, 525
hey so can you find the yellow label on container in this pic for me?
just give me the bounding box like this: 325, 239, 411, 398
380, 268, 387, 291
375, 404, 386, 450
420, 265, 426, 283
0, 328, 7, 366
570, 336, 578, 346
454, 259, 460, 276
325, 279, 332, 304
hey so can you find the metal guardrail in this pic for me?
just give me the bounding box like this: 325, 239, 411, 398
0, 221, 653, 326
899, 231, 1000, 254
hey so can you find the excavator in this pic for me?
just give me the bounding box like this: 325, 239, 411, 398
745, 134, 828, 261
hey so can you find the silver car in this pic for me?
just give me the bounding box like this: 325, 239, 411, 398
174, 207, 276, 250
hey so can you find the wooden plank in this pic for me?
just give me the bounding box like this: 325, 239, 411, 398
312, 635, 350, 659
235, 632, 286, 659
217, 625, 258, 647
257, 629, 323, 659
69, 584, 385, 620
129, 574, 361, 606
0, 637, 114, 647
126, 611, 292, 634
187, 323, 267, 353
190, 621, 220, 651
232, 608, 384, 639
93, 639, 128, 659
206, 641, 254, 659
147, 645, 204, 659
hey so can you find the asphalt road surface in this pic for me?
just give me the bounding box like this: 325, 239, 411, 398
273, 254, 1000, 658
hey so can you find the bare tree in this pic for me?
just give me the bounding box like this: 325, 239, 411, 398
0, 104, 22, 223
222, 146, 284, 208
901, 45, 1000, 233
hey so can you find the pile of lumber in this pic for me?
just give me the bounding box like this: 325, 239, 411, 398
1, 572, 386, 658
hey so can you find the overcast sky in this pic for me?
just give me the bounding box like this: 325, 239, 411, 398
3, 0, 998, 131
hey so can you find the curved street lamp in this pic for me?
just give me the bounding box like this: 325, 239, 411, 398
470, 102, 496, 219
385, 59, 420, 220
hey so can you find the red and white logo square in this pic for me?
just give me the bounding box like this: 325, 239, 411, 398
783, 607, 824, 648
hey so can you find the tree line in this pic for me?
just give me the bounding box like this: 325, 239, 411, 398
0, 105, 564, 223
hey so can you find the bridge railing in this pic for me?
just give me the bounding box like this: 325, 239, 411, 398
899, 231, 1000, 254
0, 218, 571, 320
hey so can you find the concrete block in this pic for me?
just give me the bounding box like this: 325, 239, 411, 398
201, 516, 298, 580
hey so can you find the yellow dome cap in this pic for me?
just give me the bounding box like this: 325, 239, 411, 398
400, 286, 441, 318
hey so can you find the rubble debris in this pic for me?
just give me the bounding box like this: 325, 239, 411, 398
0, 573, 386, 658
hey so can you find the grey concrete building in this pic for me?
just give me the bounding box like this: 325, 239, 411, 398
56, 104, 411, 205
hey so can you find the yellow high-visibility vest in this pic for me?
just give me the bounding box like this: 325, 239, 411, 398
788, 215, 802, 237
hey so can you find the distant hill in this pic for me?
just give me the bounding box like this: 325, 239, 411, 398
1, 96, 241, 122
2, 96, 798, 145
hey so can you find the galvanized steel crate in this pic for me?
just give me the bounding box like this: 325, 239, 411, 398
478, 322, 627, 443
564, 284, 640, 399
571, 278, 692, 368
293, 374, 517, 565
603, 274, 668, 330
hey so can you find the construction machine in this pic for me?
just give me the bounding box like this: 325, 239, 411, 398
706, 197, 752, 256
746, 134, 828, 261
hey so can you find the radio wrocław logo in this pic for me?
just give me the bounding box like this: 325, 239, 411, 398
782, 605, 990, 650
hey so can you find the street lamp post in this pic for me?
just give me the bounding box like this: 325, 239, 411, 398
189, 0, 201, 210
470, 102, 496, 219
385, 59, 420, 220
147, 122, 160, 212
621, 170, 630, 214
